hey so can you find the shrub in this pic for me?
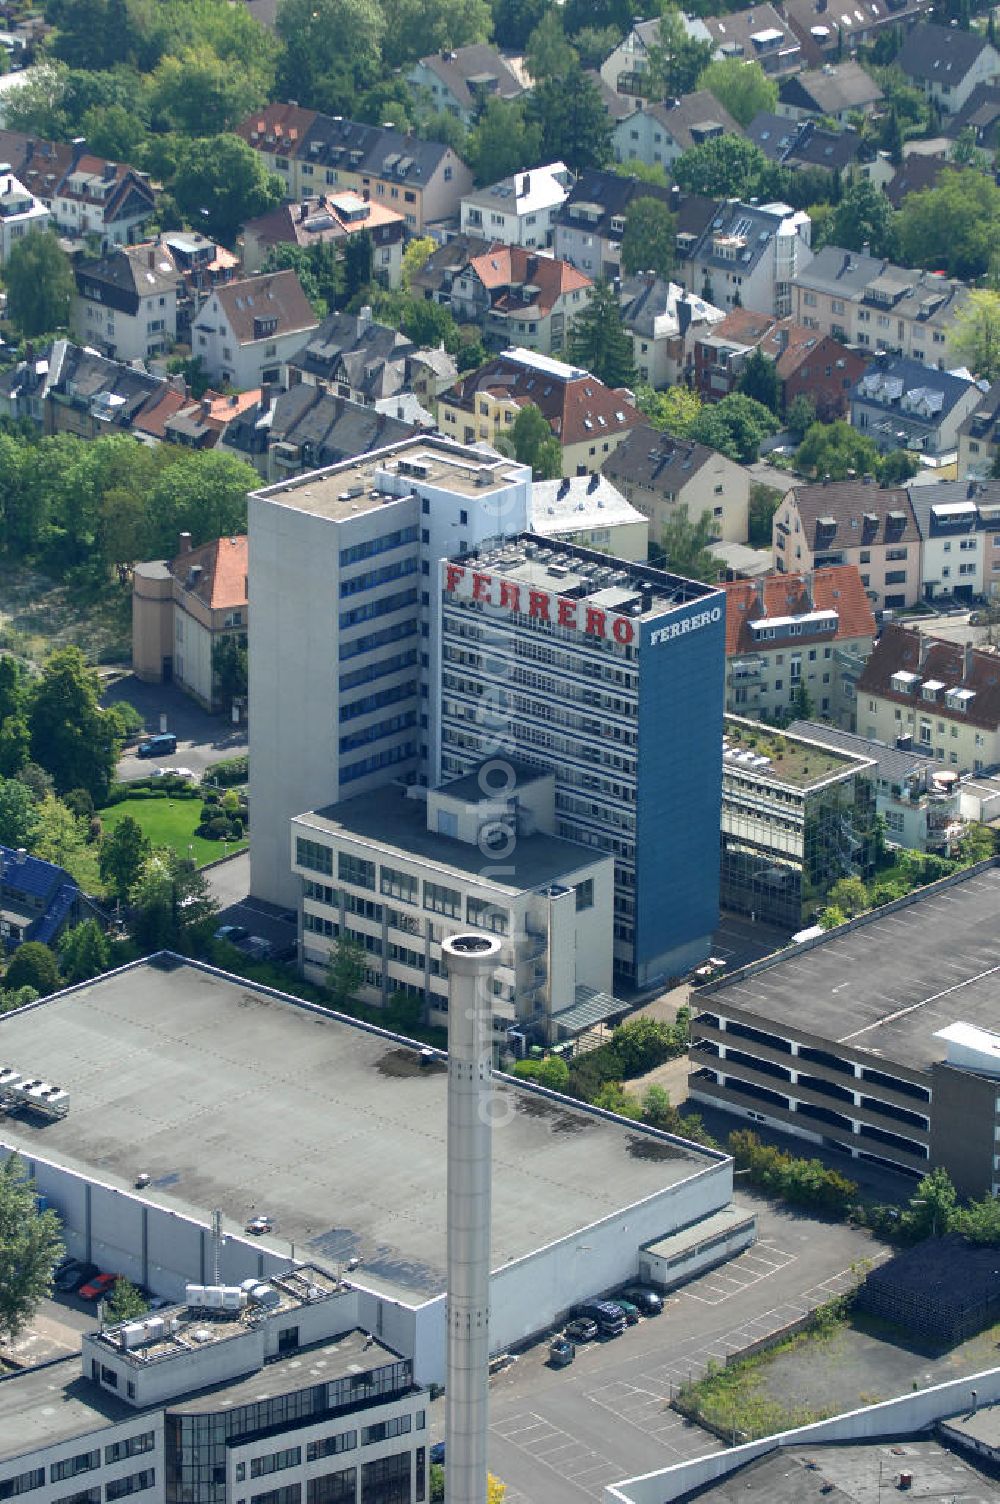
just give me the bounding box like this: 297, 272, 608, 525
228, 818, 244, 839
207, 816, 230, 838
64, 788, 95, 819
199, 803, 218, 824
202, 791, 220, 807
208, 755, 248, 787
103, 783, 128, 806
221, 790, 240, 813
728, 1129, 857, 1217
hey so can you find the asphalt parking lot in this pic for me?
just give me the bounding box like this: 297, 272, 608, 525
432, 1200, 888, 1504
102, 674, 247, 782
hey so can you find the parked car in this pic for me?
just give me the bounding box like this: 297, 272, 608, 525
429, 1442, 445, 1465
563, 1316, 599, 1343
154, 766, 196, 781
610, 1297, 640, 1325
79, 1271, 118, 1301
214, 925, 249, 944
245, 1214, 272, 1235
548, 1337, 575, 1367
574, 1300, 626, 1338
621, 1285, 663, 1316
54, 1259, 98, 1292
239, 936, 274, 961
137, 733, 177, 759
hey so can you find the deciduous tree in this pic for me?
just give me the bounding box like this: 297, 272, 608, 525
620, 197, 676, 278
698, 57, 777, 127
658, 505, 718, 583
5, 942, 61, 996
467, 98, 542, 187
896, 168, 1000, 281
500, 403, 563, 479
0, 778, 40, 850
172, 134, 282, 248
637, 384, 702, 436
382, 0, 492, 69
527, 65, 613, 172
275, 0, 385, 115
28, 648, 119, 804
689, 392, 779, 464
105, 1277, 149, 1322
99, 815, 151, 902
737, 347, 780, 415
129, 851, 217, 953
673, 135, 780, 203
5, 231, 74, 337
0, 1151, 64, 1339
950, 288, 1000, 383
819, 178, 896, 258
327, 935, 365, 1008
795, 419, 881, 482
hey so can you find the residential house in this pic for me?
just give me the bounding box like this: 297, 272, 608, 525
677, 198, 813, 318
71, 242, 179, 362
745, 113, 871, 179
552, 170, 684, 280
850, 355, 982, 462
0, 338, 172, 438
241, 191, 405, 287
459, 162, 572, 248
0, 132, 156, 250
235, 102, 473, 232
288, 307, 413, 399
599, 18, 665, 103
777, 61, 884, 124
438, 345, 641, 476
163, 388, 262, 451
787, 719, 961, 852
529, 472, 649, 560
684, 6, 802, 76
857, 623, 1000, 772
781, 0, 930, 65
407, 44, 528, 127
896, 21, 1000, 114
586, 67, 640, 125
612, 91, 740, 173
0, 165, 47, 263
219, 383, 420, 480
945, 82, 1000, 149
791, 245, 969, 363
131, 384, 190, 445
447, 243, 592, 356
907, 477, 1000, 601
407, 347, 459, 410
957, 383, 1000, 478
407, 232, 493, 304
883, 153, 954, 210
161, 231, 238, 336
693, 308, 863, 414
723, 566, 876, 726
602, 423, 750, 544
132, 532, 248, 711
190, 270, 318, 390
0, 844, 91, 953
693, 306, 779, 401
621, 275, 725, 389
773, 478, 923, 610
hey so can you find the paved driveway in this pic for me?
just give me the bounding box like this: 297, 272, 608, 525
430, 1202, 888, 1504
103, 675, 247, 782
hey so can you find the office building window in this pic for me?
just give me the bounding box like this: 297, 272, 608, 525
381, 866, 419, 902
307, 1433, 357, 1463
339, 853, 376, 891
575, 878, 594, 911
297, 838, 333, 876
105, 1473, 155, 1502
51, 1457, 100, 1485
424, 881, 461, 917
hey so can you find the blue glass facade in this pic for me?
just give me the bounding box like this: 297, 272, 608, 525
635, 601, 725, 985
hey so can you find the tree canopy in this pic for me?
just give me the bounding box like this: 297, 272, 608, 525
818, 177, 897, 259
526, 65, 613, 173
895, 168, 1000, 281
658, 506, 719, 583
0, 1152, 64, 1340
620, 197, 676, 278
568, 279, 637, 387
950, 289, 1000, 383
5, 232, 74, 338
28, 648, 119, 805
172, 133, 282, 247
698, 57, 777, 127
673, 136, 781, 202
688, 393, 779, 464
500, 403, 563, 479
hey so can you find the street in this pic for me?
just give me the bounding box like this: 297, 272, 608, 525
102, 674, 247, 781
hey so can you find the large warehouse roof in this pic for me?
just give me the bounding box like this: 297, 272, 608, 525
702, 864, 1000, 1073
0, 959, 717, 1303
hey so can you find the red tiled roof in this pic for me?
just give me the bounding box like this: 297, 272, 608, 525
170, 535, 248, 612
132, 387, 189, 439
466, 244, 591, 316
234, 102, 319, 155
724, 565, 876, 656
445, 355, 639, 448
858, 622, 1000, 732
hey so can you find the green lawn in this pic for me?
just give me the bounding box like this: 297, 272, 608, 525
100, 796, 248, 867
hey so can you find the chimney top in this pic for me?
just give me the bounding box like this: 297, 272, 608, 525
179, 532, 193, 554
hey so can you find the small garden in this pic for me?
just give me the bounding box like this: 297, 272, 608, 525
100, 777, 248, 867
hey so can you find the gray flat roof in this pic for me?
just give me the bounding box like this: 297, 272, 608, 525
703, 865, 1000, 1073
171, 1328, 403, 1415
677, 1440, 1000, 1501
0, 962, 713, 1305
300, 782, 602, 892
0, 1357, 136, 1460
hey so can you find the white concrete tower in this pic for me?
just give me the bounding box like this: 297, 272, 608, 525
443, 931, 503, 1504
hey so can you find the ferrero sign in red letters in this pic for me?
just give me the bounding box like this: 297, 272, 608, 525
445, 563, 636, 646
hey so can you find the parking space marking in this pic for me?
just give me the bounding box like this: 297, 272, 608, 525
677, 1242, 797, 1305
490, 1408, 620, 1495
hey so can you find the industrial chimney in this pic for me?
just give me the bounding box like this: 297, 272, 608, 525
443, 931, 503, 1504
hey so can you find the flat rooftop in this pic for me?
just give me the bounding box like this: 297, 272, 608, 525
252, 435, 525, 518
0, 961, 714, 1304
675, 1440, 1000, 1501
460, 532, 720, 624
0, 1357, 135, 1461
723, 718, 870, 790
170, 1328, 403, 1415
704, 864, 1000, 1072
299, 782, 600, 891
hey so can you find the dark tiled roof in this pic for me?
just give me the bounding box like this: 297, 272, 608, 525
897, 19, 996, 83
236, 103, 467, 186
724, 566, 875, 654
858, 621, 1000, 732
790, 479, 920, 548
74, 244, 178, 316
555, 169, 675, 242
226, 385, 419, 469
415, 44, 525, 111
288, 311, 413, 392
948, 81, 1000, 136
409, 233, 494, 299
601, 423, 718, 491
636, 91, 740, 150
884, 153, 954, 209
778, 60, 883, 115
585, 69, 636, 122
212, 271, 317, 346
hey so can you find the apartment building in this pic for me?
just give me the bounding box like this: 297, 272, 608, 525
693, 307, 866, 416
720, 714, 877, 928
781, 0, 929, 65
71, 243, 179, 362
602, 424, 750, 545
792, 246, 969, 363
685, 5, 802, 75
132, 533, 247, 711
0, 1269, 427, 1504
850, 356, 981, 462
241, 191, 405, 287
247, 437, 533, 907
0, 338, 170, 437
530, 473, 649, 560
438, 346, 641, 477
897, 21, 1000, 114
611, 91, 740, 173
191, 270, 318, 390
724, 566, 875, 727
907, 479, 995, 600
689, 862, 1000, 1193
620, 275, 724, 390
858, 624, 1000, 772
221, 384, 420, 480
459, 162, 572, 248
0, 165, 47, 262
235, 102, 473, 232
408, 43, 527, 126
552, 170, 680, 281
293, 766, 614, 1038
438, 534, 726, 985
678, 199, 813, 318
773, 480, 923, 611
446, 244, 592, 357
957, 382, 1000, 478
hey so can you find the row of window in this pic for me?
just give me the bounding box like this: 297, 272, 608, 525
339, 588, 418, 631
339, 709, 417, 754
340, 557, 417, 598
339, 526, 419, 568
340, 648, 419, 694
